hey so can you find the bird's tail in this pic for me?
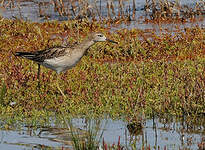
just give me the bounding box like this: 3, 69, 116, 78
15, 52, 35, 59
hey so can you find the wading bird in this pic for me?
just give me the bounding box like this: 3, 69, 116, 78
15, 32, 117, 97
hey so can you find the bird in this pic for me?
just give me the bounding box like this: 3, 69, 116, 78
15, 32, 118, 97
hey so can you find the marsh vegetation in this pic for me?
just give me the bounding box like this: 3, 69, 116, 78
0, 0, 205, 149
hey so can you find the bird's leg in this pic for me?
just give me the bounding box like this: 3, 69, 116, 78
37, 64, 41, 89
56, 75, 66, 98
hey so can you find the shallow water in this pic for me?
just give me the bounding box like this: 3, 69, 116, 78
0, 117, 204, 149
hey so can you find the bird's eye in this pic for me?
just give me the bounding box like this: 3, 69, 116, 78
98, 34, 103, 37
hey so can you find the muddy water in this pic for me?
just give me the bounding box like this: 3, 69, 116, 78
0, 117, 204, 149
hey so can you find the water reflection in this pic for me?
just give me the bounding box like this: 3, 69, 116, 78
0, 116, 205, 149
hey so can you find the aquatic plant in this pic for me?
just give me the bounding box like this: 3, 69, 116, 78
64, 118, 104, 150
144, 0, 205, 22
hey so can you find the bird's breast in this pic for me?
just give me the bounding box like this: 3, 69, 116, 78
42, 51, 84, 73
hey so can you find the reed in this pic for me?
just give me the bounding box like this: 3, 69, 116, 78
1, 0, 204, 22
145, 0, 205, 21
66, 118, 104, 150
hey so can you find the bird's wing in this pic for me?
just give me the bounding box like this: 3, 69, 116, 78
33, 46, 68, 61
15, 46, 70, 62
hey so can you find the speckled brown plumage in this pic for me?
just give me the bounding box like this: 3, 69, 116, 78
15, 46, 67, 62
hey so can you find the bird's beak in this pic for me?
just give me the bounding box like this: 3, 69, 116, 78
106, 39, 118, 44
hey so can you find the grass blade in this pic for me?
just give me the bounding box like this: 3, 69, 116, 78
0, 82, 6, 105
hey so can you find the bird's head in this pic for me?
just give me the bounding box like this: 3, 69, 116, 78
90, 33, 118, 44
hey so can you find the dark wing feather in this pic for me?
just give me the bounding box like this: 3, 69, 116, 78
15, 46, 67, 62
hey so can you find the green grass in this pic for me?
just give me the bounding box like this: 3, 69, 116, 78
67, 118, 103, 150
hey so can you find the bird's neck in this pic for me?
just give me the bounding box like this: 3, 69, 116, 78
76, 39, 95, 53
